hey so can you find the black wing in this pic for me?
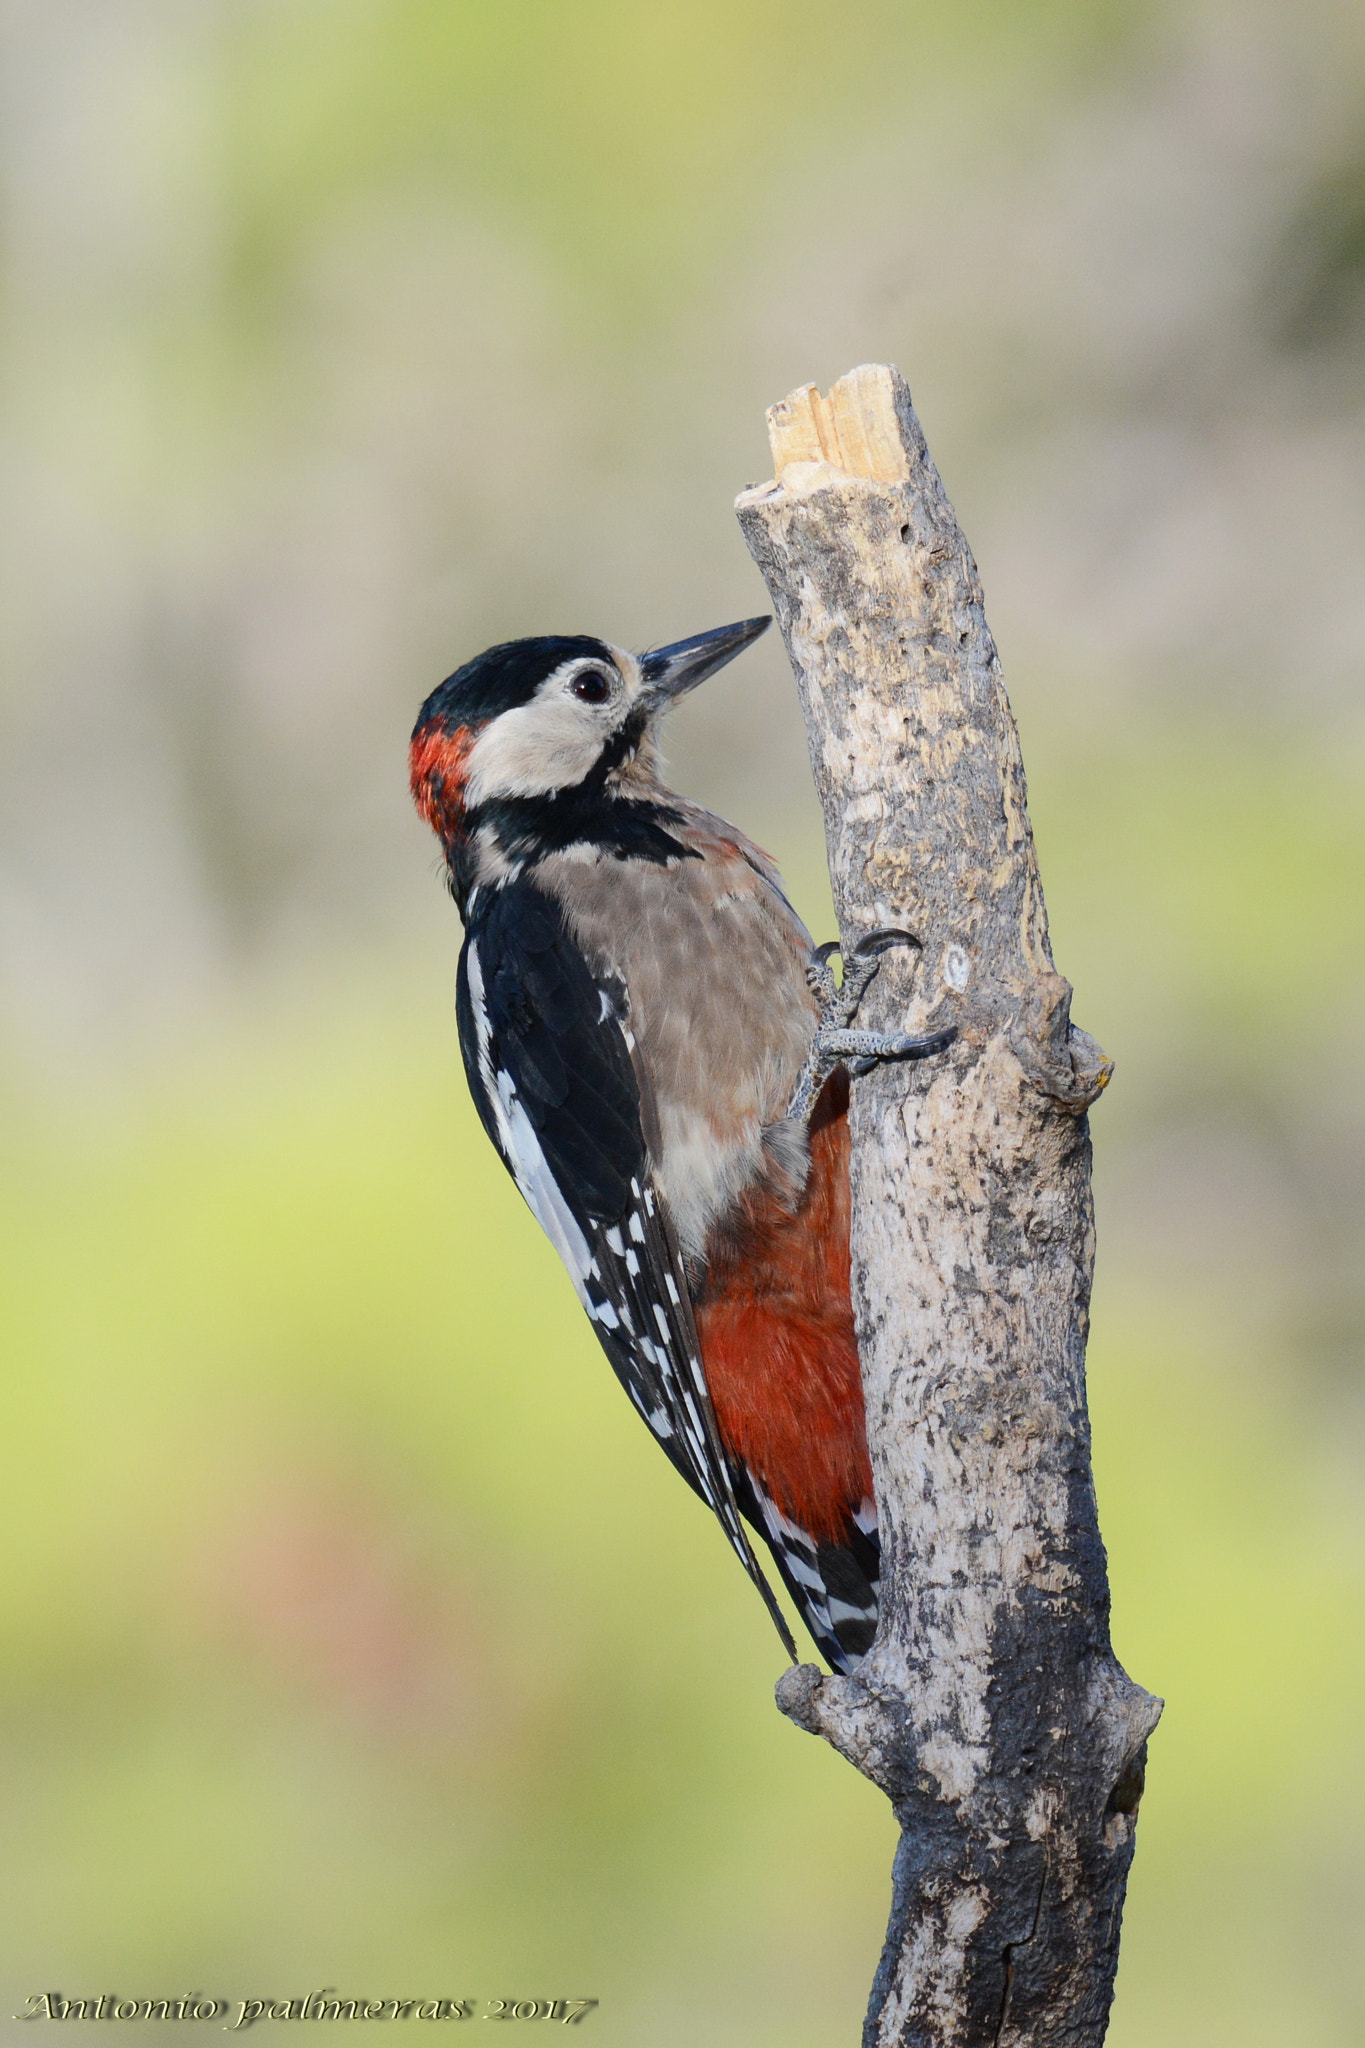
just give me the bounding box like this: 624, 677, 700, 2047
456, 880, 796, 1662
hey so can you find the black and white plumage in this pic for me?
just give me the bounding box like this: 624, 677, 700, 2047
410, 616, 953, 1671
457, 874, 797, 1657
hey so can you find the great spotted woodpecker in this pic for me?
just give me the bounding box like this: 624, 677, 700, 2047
410, 616, 953, 1671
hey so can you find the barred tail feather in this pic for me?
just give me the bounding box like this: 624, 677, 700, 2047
730, 1468, 880, 1675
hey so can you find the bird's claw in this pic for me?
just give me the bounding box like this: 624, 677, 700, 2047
803, 928, 918, 1016
787, 930, 955, 1122
804, 938, 843, 1008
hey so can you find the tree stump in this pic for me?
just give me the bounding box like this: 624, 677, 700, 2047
735, 365, 1161, 2048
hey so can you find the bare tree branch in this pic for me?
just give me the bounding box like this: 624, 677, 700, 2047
736, 365, 1161, 2048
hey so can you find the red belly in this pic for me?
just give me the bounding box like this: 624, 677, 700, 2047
694, 1074, 872, 1542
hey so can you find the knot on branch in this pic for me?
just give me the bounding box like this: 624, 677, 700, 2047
775, 1664, 907, 1796
1010, 970, 1113, 1113
1086, 1665, 1163, 1853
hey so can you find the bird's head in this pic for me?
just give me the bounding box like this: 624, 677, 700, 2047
409, 616, 770, 843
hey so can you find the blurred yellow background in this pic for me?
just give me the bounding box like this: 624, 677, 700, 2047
2, 2, 1363, 2042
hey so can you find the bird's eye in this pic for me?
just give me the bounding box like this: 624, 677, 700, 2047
570, 668, 612, 704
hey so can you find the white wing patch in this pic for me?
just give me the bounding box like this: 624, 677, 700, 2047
467, 939, 598, 1297
461, 918, 797, 1664
465, 930, 731, 1516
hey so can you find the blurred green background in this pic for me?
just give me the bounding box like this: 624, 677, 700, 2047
2, 1, 1363, 2042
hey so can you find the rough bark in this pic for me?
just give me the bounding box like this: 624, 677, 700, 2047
735, 366, 1161, 2048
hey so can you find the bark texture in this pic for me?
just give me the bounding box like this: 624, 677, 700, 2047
735, 366, 1160, 2048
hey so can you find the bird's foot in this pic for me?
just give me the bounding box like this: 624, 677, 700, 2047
787, 929, 956, 1124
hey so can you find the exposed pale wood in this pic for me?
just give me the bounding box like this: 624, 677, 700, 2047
736, 365, 1159, 2048
767, 363, 914, 487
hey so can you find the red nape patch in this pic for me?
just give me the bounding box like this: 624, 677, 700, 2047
695, 1075, 872, 1542
409, 720, 476, 839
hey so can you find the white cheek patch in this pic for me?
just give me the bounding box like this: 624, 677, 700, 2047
462, 648, 642, 806
464, 695, 605, 805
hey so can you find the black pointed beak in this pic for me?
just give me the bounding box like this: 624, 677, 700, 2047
638, 615, 770, 709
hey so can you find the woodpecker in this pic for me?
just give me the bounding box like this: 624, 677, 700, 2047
410, 616, 953, 1672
